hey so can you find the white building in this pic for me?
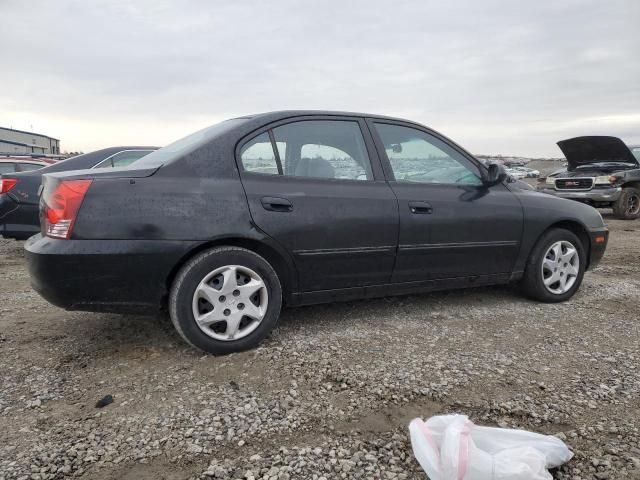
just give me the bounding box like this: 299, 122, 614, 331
0, 126, 60, 154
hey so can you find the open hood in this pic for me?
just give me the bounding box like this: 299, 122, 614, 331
557, 136, 638, 170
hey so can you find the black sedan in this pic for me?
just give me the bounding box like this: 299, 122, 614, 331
0, 146, 157, 239
25, 111, 608, 354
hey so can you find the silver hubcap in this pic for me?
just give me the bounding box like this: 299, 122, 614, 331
541, 240, 580, 295
192, 265, 268, 341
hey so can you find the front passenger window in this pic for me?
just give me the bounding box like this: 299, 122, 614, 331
375, 123, 482, 186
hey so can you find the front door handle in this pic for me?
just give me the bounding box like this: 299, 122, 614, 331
261, 196, 293, 212
408, 201, 433, 214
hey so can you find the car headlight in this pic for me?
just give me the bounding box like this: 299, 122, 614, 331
545, 177, 555, 185
594, 175, 617, 185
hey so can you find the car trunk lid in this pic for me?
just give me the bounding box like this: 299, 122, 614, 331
45, 165, 160, 182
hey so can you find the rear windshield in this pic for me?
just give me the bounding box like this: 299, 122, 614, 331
132, 118, 248, 168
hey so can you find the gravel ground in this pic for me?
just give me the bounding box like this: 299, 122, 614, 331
1, 213, 639, 480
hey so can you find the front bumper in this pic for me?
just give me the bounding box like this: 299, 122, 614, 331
25, 234, 199, 314
537, 186, 622, 203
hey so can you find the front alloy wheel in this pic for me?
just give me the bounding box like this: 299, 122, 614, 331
541, 241, 580, 295
624, 192, 640, 217
522, 228, 586, 303
613, 187, 640, 220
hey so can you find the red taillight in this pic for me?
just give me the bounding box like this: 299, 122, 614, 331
43, 179, 93, 239
0, 178, 18, 194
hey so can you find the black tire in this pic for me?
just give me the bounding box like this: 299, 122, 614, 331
521, 228, 586, 303
612, 187, 640, 220
169, 246, 282, 354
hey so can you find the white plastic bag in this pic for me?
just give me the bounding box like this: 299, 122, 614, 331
409, 414, 573, 480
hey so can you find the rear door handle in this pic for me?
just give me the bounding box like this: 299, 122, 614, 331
408, 201, 433, 214
261, 196, 293, 212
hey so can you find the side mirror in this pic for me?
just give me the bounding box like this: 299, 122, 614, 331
484, 163, 508, 187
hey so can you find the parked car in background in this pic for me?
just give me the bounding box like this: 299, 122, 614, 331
509, 166, 540, 178
538, 136, 640, 219
0, 158, 48, 174
1, 146, 157, 239
25, 111, 608, 354
505, 167, 527, 179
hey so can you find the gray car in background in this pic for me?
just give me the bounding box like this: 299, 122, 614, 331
538, 136, 640, 219
1, 146, 157, 239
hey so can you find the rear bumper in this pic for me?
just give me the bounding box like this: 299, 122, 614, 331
0, 195, 40, 239
587, 227, 608, 270
25, 234, 199, 314
537, 186, 622, 203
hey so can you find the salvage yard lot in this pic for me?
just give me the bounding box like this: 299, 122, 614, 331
1, 215, 639, 480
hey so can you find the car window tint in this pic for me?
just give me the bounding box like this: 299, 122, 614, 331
0, 163, 16, 174
240, 133, 279, 175
18, 163, 44, 171
375, 123, 482, 185
273, 120, 373, 181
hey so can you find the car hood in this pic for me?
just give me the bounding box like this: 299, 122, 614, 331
557, 136, 638, 171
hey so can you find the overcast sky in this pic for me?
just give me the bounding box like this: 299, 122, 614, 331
2, 0, 639, 156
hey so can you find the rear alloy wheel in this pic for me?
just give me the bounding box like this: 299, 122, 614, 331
521, 228, 586, 303
192, 265, 268, 341
613, 187, 640, 220
170, 247, 282, 354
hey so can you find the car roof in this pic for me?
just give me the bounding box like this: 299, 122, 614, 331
239, 110, 419, 124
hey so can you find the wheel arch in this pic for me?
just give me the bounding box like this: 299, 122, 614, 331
538, 220, 592, 268
621, 180, 640, 190
165, 237, 296, 306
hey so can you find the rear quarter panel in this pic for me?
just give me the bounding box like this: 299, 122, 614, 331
69, 134, 299, 296
73, 174, 253, 241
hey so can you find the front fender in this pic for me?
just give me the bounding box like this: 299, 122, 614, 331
512, 190, 606, 273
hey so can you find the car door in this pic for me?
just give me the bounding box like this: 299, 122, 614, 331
368, 120, 523, 282
237, 117, 398, 292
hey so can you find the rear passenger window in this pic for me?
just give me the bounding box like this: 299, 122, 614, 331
240, 133, 279, 175
18, 163, 43, 172
109, 150, 151, 168
93, 150, 152, 169
0, 163, 17, 174
273, 120, 373, 181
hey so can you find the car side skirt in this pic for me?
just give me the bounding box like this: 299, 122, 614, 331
289, 273, 513, 307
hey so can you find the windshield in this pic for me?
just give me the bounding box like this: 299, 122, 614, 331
632, 147, 640, 162
132, 118, 248, 168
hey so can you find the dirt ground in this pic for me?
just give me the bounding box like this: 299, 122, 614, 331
1, 211, 639, 479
